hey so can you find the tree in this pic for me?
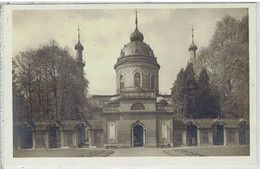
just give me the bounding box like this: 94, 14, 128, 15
13, 40, 90, 122
193, 15, 249, 118
184, 63, 198, 118
171, 68, 186, 119
172, 63, 198, 119
196, 68, 220, 118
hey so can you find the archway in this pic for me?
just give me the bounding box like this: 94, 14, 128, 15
186, 123, 197, 146
49, 124, 61, 148
239, 121, 249, 145
132, 122, 145, 147
76, 124, 85, 148
212, 122, 224, 145
133, 124, 143, 147
20, 125, 33, 149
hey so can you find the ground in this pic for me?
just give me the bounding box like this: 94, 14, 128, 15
109, 146, 249, 157
14, 148, 113, 157
13, 146, 249, 157
108, 147, 168, 157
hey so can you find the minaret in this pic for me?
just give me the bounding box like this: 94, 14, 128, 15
188, 26, 198, 61
74, 26, 85, 76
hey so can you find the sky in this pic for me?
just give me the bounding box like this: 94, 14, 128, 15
13, 8, 247, 95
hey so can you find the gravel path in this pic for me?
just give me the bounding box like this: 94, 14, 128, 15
108, 147, 170, 157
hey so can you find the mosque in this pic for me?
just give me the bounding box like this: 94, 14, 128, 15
13, 12, 249, 150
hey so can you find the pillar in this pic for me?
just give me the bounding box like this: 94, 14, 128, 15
45, 131, 49, 149
89, 131, 93, 146
61, 130, 64, 148
74, 131, 78, 147
235, 130, 239, 145
32, 130, 36, 149
197, 129, 200, 146
85, 129, 89, 142
208, 129, 213, 145
224, 128, 227, 146
182, 130, 187, 146
143, 129, 146, 146
17, 134, 21, 150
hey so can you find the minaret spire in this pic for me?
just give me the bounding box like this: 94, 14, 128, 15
188, 25, 198, 62
77, 25, 80, 42
74, 26, 85, 78
135, 10, 138, 28
191, 26, 194, 42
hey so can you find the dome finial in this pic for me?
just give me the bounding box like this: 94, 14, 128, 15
75, 25, 84, 51
188, 25, 197, 51
130, 10, 144, 42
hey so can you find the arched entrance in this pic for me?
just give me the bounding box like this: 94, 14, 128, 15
131, 121, 145, 147
212, 122, 224, 145
20, 125, 33, 149
239, 121, 249, 145
186, 122, 197, 146
76, 124, 86, 148
48, 123, 61, 149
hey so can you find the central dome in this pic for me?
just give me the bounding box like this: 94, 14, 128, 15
120, 41, 154, 57
119, 12, 154, 58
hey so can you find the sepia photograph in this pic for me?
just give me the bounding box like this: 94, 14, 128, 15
2, 2, 257, 168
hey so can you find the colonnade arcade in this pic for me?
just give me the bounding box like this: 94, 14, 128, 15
14, 120, 101, 150
173, 118, 249, 147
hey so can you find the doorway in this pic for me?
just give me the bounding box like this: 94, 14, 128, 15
186, 123, 197, 146
77, 125, 85, 148
213, 122, 224, 145
49, 125, 61, 148
20, 126, 33, 149
133, 124, 144, 147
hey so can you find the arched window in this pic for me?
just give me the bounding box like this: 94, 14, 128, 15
109, 123, 116, 141
134, 73, 141, 87
151, 75, 155, 89
120, 75, 124, 89
131, 103, 145, 110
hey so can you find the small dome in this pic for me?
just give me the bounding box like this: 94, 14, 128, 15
156, 96, 168, 104
75, 41, 84, 51
120, 41, 154, 57
130, 27, 144, 42
110, 96, 120, 102
156, 96, 165, 102
188, 41, 197, 51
